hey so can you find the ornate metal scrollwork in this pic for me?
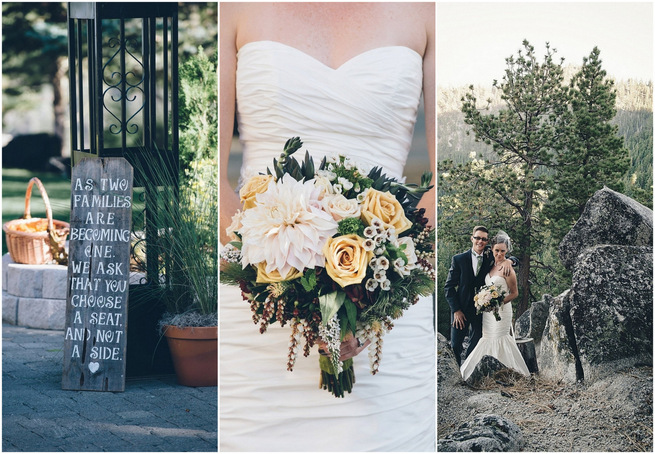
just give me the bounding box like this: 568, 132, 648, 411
102, 36, 145, 136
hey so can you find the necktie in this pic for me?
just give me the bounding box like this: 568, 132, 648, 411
475, 254, 482, 276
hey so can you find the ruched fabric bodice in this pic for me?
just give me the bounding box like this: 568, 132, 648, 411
221, 41, 434, 452
460, 274, 530, 381
235, 40, 423, 182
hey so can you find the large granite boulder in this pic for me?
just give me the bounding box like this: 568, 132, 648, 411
539, 290, 580, 383
559, 187, 653, 270
569, 245, 653, 381
437, 414, 524, 452
540, 246, 653, 383
514, 295, 551, 345
464, 355, 507, 387
437, 332, 462, 388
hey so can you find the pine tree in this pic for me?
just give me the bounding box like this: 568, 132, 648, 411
545, 47, 630, 242
455, 40, 570, 316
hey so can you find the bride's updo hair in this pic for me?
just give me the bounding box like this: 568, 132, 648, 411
490, 230, 513, 253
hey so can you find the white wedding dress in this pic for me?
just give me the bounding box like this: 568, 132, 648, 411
460, 274, 530, 381
220, 41, 435, 452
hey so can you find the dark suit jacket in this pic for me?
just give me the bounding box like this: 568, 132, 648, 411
444, 249, 493, 315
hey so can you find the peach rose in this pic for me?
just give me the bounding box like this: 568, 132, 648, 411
256, 262, 303, 284
323, 234, 373, 287
239, 174, 274, 210
360, 189, 412, 234
321, 193, 361, 221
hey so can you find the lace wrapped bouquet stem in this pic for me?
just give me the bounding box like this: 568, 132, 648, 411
220, 137, 435, 397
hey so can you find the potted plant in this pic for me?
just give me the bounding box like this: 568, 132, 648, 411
139, 155, 218, 387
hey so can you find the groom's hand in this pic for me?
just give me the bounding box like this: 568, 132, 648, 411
452, 310, 466, 330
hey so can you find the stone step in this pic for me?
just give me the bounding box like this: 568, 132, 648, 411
3, 254, 67, 299
2, 253, 147, 330
2, 291, 66, 330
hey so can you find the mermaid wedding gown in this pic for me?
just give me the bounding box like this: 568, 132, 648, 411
460, 274, 530, 381
220, 41, 435, 451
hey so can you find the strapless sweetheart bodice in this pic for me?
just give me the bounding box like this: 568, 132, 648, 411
235, 40, 423, 182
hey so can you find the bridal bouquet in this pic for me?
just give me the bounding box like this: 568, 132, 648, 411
220, 137, 435, 397
474, 284, 507, 321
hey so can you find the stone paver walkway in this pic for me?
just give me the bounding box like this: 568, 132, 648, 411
2, 324, 217, 452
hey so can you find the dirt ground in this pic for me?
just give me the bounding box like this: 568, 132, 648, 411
438, 366, 653, 452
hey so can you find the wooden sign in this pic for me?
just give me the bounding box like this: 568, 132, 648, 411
62, 158, 133, 392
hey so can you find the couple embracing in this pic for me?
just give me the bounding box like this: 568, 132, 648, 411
445, 226, 530, 380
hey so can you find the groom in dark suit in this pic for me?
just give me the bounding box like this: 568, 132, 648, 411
444, 226, 494, 365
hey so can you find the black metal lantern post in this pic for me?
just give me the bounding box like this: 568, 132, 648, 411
67, 2, 178, 285
67, 3, 179, 375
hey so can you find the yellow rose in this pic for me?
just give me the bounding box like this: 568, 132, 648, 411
360, 189, 412, 234
256, 262, 303, 283
239, 174, 274, 210
323, 234, 373, 288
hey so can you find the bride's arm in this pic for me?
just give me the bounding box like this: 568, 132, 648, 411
417, 5, 435, 227
504, 269, 519, 303
220, 4, 243, 245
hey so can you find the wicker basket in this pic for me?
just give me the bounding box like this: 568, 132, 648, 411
3, 177, 69, 265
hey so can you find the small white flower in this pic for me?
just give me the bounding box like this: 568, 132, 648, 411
333, 184, 343, 194
371, 217, 383, 228
380, 279, 391, 291
365, 278, 378, 291
375, 247, 386, 255
364, 226, 377, 238
338, 177, 354, 191
316, 169, 337, 181
374, 269, 386, 282
362, 238, 376, 251
377, 257, 390, 270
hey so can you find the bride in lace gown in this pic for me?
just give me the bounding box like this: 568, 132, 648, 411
219, 3, 435, 451
460, 233, 530, 381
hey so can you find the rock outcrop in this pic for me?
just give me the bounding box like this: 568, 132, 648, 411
464, 355, 507, 387
437, 332, 462, 388
568, 245, 653, 381
559, 187, 652, 270
539, 290, 582, 383
539, 188, 653, 383
514, 294, 551, 346
437, 414, 524, 452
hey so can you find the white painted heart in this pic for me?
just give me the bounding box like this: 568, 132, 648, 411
89, 362, 100, 374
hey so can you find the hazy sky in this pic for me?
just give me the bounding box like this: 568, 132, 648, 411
437, 2, 653, 87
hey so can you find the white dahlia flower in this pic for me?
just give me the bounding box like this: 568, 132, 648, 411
239, 174, 338, 278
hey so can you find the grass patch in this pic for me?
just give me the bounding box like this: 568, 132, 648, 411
2, 168, 71, 255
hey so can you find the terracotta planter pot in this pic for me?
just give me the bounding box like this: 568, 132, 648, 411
163, 325, 217, 387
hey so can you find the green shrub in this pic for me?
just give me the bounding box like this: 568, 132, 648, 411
178, 46, 217, 171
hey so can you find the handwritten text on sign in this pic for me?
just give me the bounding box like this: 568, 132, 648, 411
62, 158, 133, 392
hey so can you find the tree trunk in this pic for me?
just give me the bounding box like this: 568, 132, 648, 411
517, 184, 534, 318
516, 252, 531, 318
52, 56, 67, 157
